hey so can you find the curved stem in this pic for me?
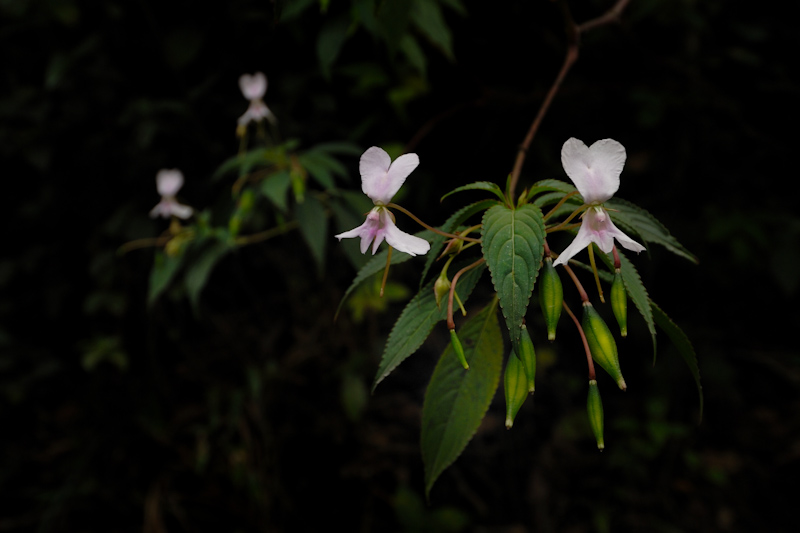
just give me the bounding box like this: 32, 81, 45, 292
506, 0, 632, 204
387, 203, 482, 243
543, 191, 581, 221
562, 300, 596, 380
560, 262, 589, 303
447, 258, 486, 330
234, 220, 299, 246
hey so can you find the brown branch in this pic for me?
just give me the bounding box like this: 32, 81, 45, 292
506, 0, 632, 203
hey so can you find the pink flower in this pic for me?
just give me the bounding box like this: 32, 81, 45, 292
149, 169, 193, 219
335, 147, 430, 256
238, 72, 274, 126
553, 138, 645, 267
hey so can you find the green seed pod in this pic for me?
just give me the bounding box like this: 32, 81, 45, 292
582, 303, 626, 390
449, 329, 469, 370
539, 257, 563, 341
518, 324, 536, 393
433, 272, 451, 310
610, 269, 627, 337
504, 351, 529, 429
587, 379, 605, 450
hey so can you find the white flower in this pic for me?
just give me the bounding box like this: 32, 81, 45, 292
238, 72, 274, 126
553, 138, 645, 267
149, 169, 193, 219
335, 147, 430, 256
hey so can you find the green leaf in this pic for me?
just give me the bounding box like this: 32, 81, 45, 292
335, 230, 434, 318
372, 263, 486, 390
261, 170, 291, 211
440, 181, 506, 203
649, 300, 703, 420
481, 204, 546, 353
419, 199, 500, 290
399, 34, 427, 77
606, 197, 698, 264
295, 195, 328, 274
596, 248, 657, 361
412, 0, 454, 60
378, 0, 411, 53
299, 149, 348, 189
421, 299, 503, 498
184, 239, 230, 311
148, 250, 184, 305
526, 178, 577, 203
317, 15, 351, 79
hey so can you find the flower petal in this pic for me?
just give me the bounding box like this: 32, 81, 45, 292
359, 147, 419, 205
156, 169, 184, 196
552, 223, 595, 267
335, 209, 383, 254
170, 202, 194, 219
239, 72, 267, 100
561, 138, 626, 204
552, 207, 644, 266
382, 212, 430, 256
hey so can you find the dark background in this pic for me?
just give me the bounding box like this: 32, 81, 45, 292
2, 0, 797, 531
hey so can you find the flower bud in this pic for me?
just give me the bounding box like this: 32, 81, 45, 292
504, 351, 529, 429
586, 379, 604, 450
538, 256, 563, 341
449, 329, 469, 370
434, 272, 451, 310
610, 269, 627, 337
582, 303, 626, 390
439, 236, 463, 258
518, 324, 536, 393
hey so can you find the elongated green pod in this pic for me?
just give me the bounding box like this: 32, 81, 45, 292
504, 351, 529, 429
610, 269, 627, 337
538, 257, 563, 341
587, 380, 605, 450
582, 303, 626, 390
518, 324, 536, 393
449, 329, 469, 370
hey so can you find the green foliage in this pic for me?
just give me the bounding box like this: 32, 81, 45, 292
421, 300, 503, 498
481, 204, 546, 353
372, 262, 486, 390
607, 198, 698, 263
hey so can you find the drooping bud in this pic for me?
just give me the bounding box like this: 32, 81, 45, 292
582, 303, 626, 390
518, 324, 536, 393
610, 269, 627, 337
586, 379, 605, 450
504, 351, 529, 429
539, 256, 563, 341
439, 236, 464, 259
449, 329, 469, 370
434, 272, 451, 310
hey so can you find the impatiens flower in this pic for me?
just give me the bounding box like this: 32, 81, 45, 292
553, 138, 645, 267
335, 147, 431, 256
150, 169, 193, 219
237, 72, 274, 126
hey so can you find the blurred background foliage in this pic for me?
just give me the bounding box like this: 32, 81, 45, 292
1, 0, 797, 531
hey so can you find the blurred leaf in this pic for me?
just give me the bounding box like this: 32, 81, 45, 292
340, 372, 369, 422
411, 0, 454, 59
148, 249, 184, 305
422, 299, 502, 498
184, 238, 231, 310
399, 34, 427, 76
261, 170, 292, 211
295, 194, 328, 273
279, 0, 317, 21
317, 15, 351, 79
298, 149, 347, 189
80, 335, 128, 371
378, 0, 412, 53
